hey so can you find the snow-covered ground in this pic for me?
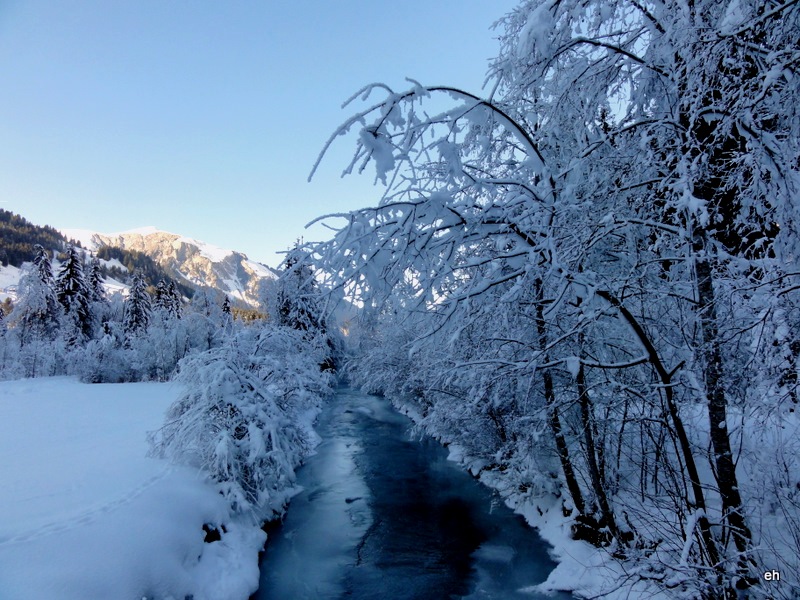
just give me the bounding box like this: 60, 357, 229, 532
0, 377, 265, 600
0, 264, 21, 302
0, 263, 129, 303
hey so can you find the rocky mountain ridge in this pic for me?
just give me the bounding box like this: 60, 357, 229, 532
62, 227, 277, 308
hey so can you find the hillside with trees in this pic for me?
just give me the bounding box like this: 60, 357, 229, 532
0, 209, 81, 266
95, 245, 195, 298
0, 209, 192, 296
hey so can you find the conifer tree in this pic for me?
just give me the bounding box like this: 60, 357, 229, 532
87, 257, 106, 304
55, 245, 93, 341
167, 281, 182, 319
152, 279, 182, 319
32, 244, 60, 324
123, 272, 151, 336
153, 279, 171, 312
275, 245, 325, 333
33, 244, 54, 284
272, 245, 336, 371
12, 245, 60, 343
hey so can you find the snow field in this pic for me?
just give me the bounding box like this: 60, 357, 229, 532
0, 377, 265, 600
0, 264, 21, 302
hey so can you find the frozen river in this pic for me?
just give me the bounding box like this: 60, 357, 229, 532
251, 388, 572, 599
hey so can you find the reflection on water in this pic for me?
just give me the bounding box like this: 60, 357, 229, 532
252, 389, 572, 600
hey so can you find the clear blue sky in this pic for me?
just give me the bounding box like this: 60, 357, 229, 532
0, 1, 516, 266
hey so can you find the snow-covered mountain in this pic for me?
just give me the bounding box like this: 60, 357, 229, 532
62, 226, 277, 307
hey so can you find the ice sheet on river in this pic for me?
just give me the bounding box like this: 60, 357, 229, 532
254, 388, 572, 600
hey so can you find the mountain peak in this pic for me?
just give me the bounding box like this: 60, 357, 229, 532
121, 225, 163, 236
59, 226, 276, 307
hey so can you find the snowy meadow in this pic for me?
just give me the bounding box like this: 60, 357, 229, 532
0, 378, 265, 600
0, 245, 336, 599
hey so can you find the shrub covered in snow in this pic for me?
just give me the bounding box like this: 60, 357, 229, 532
148, 324, 335, 518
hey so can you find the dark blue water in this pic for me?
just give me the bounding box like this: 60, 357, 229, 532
251, 388, 572, 600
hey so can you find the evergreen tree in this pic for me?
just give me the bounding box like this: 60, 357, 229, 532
33, 244, 53, 281
11, 265, 58, 343
32, 244, 59, 322
220, 295, 234, 334
11, 245, 60, 343
168, 282, 182, 319
153, 279, 182, 319
123, 272, 151, 336
153, 279, 171, 312
87, 257, 106, 304
271, 245, 336, 371
274, 245, 325, 333
55, 245, 93, 342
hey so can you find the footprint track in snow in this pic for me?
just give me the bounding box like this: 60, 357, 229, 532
0, 468, 172, 546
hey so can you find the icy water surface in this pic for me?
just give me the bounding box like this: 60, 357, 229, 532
251, 388, 572, 600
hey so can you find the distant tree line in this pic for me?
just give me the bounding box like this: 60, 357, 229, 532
0, 243, 233, 381
1, 243, 335, 381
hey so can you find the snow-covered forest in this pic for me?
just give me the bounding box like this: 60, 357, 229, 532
306, 0, 800, 597
2, 0, 798, 598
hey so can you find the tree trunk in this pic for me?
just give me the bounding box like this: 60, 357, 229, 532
693, 243, 755, 578
576, 349, 623, 544
534, 280, 586, 517
596, 290, 722, 570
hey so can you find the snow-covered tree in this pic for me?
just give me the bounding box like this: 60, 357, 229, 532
78, 327, 129, 383
271, 245, 326, 334
128, 279, 187, 381
123, 272, 151, 337
6, 262, 63, 377
10, 246, 60, 344
148, 325, 334, 517
264, 245, 337, 371
153, 279, 182, 319
185, 288, 227, 350
55, 245, 93, 342
86, 257, 106, 304
32, 244, 55, 286
489, 1, 799, 590
310, 0, 799, 595
0, 308, 7, 374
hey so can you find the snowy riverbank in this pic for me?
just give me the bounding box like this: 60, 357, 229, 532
402, 401, 799, 600
0, 377, 266, 600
